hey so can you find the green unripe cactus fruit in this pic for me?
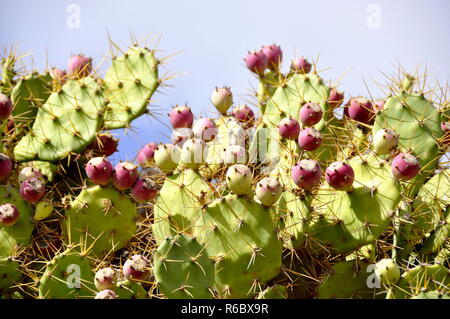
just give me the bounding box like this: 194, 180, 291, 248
225, 164, 253, 195
374, 258, 401, 286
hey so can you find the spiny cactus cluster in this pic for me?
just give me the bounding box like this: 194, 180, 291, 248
0, 40, 448, 299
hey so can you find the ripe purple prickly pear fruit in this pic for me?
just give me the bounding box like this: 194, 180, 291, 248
244, 50, 268, 76
325, 161, 355, 190
291, 159, 322, 190
0, 203, 20, 227
0, 94, 13, 120
290, 57, 312, 74
373, 128, 399, 155
0, 153, 13, 181
211, 87, 233, 114
391, 153, 420, 181
88, 133, 118, 157
279, 117, 300, 140
226, 164, 253, 195
299, 102, 323, 127
223, 145, 247, 164
112, 161, 138, 191
19, 178, 45, 203
132, 178, 159, 203
232, 105, 255, 126
18, 166, 43, 184
68, 54, 92, 78
86, 157, 113, 186
94, 267, 116, 291
374, 258, 400, 286
255, 177, 282, 206
192, 118, 218, 142
50, 68, 67, 83
328, 89, 344, 108
345, 97, 375, 124
123, 255, 151, 281
137, 142, 157, 166
180, 138, 208, 169
95, 289, 118, 299
168, 105, 194, 129
298, 128, 322, 151
262, 44, 283, 70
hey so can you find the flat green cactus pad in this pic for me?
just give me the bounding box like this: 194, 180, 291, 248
38, 248, 95, 299
318, 260, 382, 299
11, 73, 52, 128
410, 290, 449, 299
14, 76, 105, 162
194, 194, 282, 299
0, 186, 34, 258
152, 169, 210, 245
0, 258, 22, 291
103, 46, 159, 129
154, 234, 215, 299
114, 280, 147, 299
373, 92, 443, 193
309, 153, 401, 253
63, 186, 137, 258
387, 264, 450, 299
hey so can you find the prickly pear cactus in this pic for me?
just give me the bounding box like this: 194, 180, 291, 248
0, 39, 448, 300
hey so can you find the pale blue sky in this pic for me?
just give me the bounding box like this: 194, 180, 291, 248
1, 0, 449, 162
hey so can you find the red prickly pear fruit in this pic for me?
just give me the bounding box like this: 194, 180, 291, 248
211, 87, 233, 114
262, 44, 283, 70
19, 166, 43, 184
279, 117, 300, 140
0, 94, 13, 121
345, 97, 375, 124
374, 99, 385, 113
226, 164, 253, 195
373, 128, 399, 155
171, 128, 193, 147
50, 68, 67, 83
94, 268, 116, 291
255, 177, 282, 206
0, 153, 13, 181
95, 289, 118, 299
192, 118, 218, 142
168, 105, 194, 129
0, 203, 20, 227
291, 159, 322, 190
19, 178, 45, 203
89, 133, 118, 157
123, 255, 151, 281
328, 89, 344, 108
244, 50, 268, 76
298, 127, 322, 151
299, 102, 323, 127
223, 145, 247, 164
325, 161, 355, 190
112, 161, 138, 191
137, 142, 158, 166
391, 153, 420, 181
132, 178, 159, 203
290, 57, 312, 74
6, 118, 15, 134
68, 54, 92, 78
232, 105, 255, 126
86, 157, 113, 186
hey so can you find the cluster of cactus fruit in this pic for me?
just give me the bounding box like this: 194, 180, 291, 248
0, 39, 448, 300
